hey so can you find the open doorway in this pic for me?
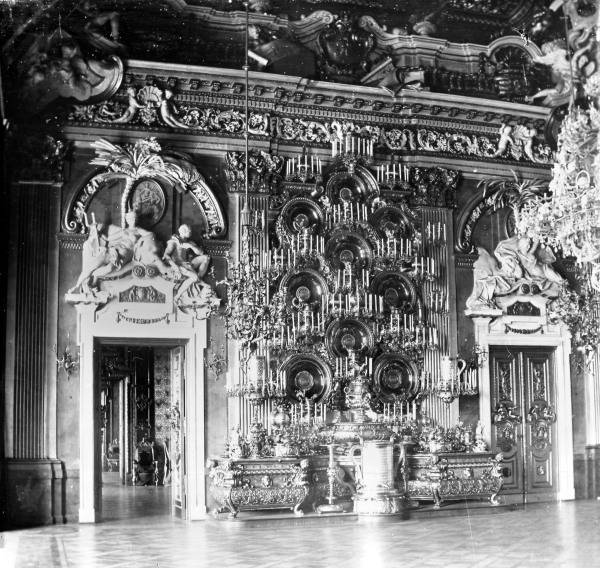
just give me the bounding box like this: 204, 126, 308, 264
97, 342, 185, 521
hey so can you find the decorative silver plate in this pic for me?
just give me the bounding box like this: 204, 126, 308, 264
372, 354, 419, 402
279, 268, 329, 310
369, 205, 414, 238
370, 270, 417, 313
279, 197, 324, 237
325, 230, 373, 270
325, 318, 374, 358
279, 353, 332, 403
325, 167, 378, 204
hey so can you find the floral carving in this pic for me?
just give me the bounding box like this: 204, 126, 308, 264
224, 150, 284, 193
547, 280, 600, 354
68, 93, 552, 165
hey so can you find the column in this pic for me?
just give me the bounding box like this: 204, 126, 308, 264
2, 182, 63, 527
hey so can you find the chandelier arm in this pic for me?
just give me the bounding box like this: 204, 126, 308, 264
562, 11, 575, 110
244, 0, 250, 207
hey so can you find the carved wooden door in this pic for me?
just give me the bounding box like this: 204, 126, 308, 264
489, 347, 557, 503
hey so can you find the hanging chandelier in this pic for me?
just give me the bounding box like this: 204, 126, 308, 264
219, 1, 285, 370
518, 100, 600, 290
516, 8, 600, 290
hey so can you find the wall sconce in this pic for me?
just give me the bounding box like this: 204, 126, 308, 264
205, 338, 226, 381
53, 333, 80, 379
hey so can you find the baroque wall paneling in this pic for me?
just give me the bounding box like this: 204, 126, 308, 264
56, 137, 227, 521
4, 0, 598, 528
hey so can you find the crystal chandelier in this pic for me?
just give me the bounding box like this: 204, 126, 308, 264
518, 103, 600, 289
516, 13, 600, 290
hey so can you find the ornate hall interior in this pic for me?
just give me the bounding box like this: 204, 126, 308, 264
1, 0, 600, 566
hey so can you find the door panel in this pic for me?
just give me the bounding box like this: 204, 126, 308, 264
170, 346, 185, 518
490, 351, 522, 493
523, 352, 556, 501
490, 347, 557, 503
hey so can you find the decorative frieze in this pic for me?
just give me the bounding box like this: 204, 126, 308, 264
67, 89, 552, 166
62, 60, 554, 168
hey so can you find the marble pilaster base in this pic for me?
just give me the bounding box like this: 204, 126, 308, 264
0, 459, 66, 528
580, 446, 600, 499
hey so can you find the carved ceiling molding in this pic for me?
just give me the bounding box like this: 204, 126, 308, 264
64, 64, 553, 169
66, 103, 551, 167
173, 2, 538, 48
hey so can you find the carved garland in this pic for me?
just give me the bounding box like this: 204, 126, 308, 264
455, 193, 505, 253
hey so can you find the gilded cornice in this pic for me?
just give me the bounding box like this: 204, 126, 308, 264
63, 60, 553, 169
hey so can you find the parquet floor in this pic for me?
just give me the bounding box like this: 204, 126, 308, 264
2, 480, 600, 568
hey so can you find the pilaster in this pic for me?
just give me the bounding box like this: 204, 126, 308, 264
2, 182, 64, 527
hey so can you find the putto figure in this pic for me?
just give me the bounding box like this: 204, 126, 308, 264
163, 224, 211, 301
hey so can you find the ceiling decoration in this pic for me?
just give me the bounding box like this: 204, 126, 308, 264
0, 0, 563, 101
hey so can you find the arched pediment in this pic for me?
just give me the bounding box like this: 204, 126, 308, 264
62, 138, 226, 238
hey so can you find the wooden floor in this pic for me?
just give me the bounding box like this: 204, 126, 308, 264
2, 480, 600, 567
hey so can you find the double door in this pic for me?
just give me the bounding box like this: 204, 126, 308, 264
489, 347, 557, 503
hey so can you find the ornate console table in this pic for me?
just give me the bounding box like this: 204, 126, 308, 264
404, 451, 503, 509
208, 451, 503, 516
206, 457, 310, 518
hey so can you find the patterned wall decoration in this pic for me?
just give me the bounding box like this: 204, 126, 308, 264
153, 348, 172, 446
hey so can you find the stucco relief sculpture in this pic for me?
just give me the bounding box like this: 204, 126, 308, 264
465, 235, 565, 312
67, 215, 220, 317
526, 40, 573, 107
67, 210, 169, 295
15, 3, 124, 115
525, 1, 597, 107
164, 224, 219, 312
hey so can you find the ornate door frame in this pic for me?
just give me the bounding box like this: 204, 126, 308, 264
469, 313, 575, 501
74, 301, 208, 523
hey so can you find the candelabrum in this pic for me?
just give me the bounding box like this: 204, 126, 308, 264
462, 345, 486, 396
337, 349, 371, 423
316, 442, 345, 514
221, 148, 457, 444
219, 213, 287, 363
285, 152, 323, 184
205, 338, 227, 381
424, 221, 447, 247
331, 133, 374, 174
375, 163, 411, 189
377, 311, 438, 354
